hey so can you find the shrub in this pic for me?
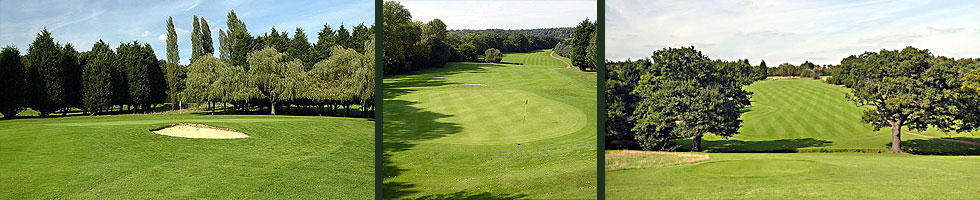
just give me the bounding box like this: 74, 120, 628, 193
484, 48, 502, 63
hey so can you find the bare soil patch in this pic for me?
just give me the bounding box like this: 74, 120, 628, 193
151, 123, 249, 139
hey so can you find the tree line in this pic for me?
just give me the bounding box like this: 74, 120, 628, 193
0, 10, 374, 119
383, 1, 568, 75
606, 46, 980, 153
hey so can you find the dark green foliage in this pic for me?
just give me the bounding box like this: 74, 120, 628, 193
631, 47, 751, 151
484, 48, 502, 63
200, 17, 213, 55
192, 15, 202, 61
315, 24, 336, 62
383, 1, 422, 74
605, 60, 650, 149
572, 19, 595, 71
840, 47, 972, 153
586, 30, 597, 70
0, 46, 26, 118
288, 28, 314, 69
60, 44, 83, 113
227, 10, 254, 67
25, 29, 64, 116
422, 19, 449, 68
350, 23, 374, 52
754, 60, 768, 80
82, 41, 116, 114
457, 44, 478, 62
118, 41, 160, 111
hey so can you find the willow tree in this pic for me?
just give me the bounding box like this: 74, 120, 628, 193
247, 47, 295, 115
184, 55, 222, 114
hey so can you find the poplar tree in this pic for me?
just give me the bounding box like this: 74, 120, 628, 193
166, 16, 181, 109
200, 17, 213, 55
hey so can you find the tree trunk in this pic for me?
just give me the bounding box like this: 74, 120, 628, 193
692, 134, 703, 152
271, 102, 277, 115
889, 120, 904, 153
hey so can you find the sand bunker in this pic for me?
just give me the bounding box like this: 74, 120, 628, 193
151, 123, 249, 139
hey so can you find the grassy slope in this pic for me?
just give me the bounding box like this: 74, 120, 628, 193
608, 152, 980, 199
689, 78, 979, 154
0, 114, 373, 199
384, 49, 597, 199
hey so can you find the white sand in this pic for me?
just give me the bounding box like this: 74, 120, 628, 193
152, 124, 249, 139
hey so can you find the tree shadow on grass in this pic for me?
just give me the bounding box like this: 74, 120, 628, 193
675, 138, 833, 153
384, 62, 490, 99
413, 191, 529, 200
898, 138, 980, 155
382, 99, 465, 199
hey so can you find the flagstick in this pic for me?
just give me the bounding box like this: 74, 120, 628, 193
523, 99, 528, 124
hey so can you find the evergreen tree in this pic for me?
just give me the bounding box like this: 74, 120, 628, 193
315, 24, 336, 61
0, 46, 26, 118
572, 19, 595, 71
24, 28, 64, 116
288, 27, 313, 69
82, 41, 116, 114
60, 44, 83, 115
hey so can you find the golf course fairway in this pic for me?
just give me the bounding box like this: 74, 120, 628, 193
607, 151, 980, 199
689, 78, 980, 154
608, 78, 980, 199
0, 114, 373, 199
384, 49, 597, 199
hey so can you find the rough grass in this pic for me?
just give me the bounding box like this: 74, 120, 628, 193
684, 78, 979, 154
383, 49, 597, 199
605, 150, 708, 171
607, 152, 980, 199
0, 113, 373, 199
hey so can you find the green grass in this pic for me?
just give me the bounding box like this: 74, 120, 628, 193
684, 78, 979, 154
607, 78, 980, 199
0, 113, 373, 199
607, 152, 980, 199
383, 49, 596, 199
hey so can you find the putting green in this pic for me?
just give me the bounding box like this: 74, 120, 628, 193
384, 49, 596, 199
0, 114, 373, 199
403, 89, 586, 145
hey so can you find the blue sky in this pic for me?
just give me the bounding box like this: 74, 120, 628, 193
607, 0, 980, 65
397, 0, 597, 30
1, 0, 374, 65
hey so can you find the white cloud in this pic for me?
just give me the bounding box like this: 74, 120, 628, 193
398, 0, 597, 30
141, 31, 151, 37
606, 0, 980, 64
158, 33, 167, 42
